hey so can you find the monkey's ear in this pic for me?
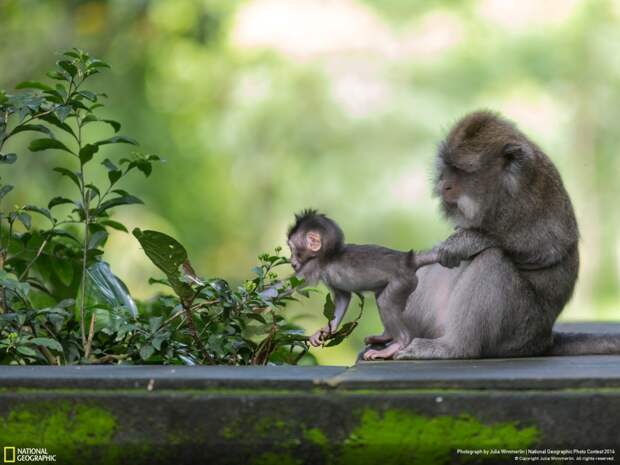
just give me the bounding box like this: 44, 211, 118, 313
503, 143, 530, 162
306, 231, 322, 252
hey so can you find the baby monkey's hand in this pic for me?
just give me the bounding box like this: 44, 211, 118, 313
309, 326, 331, 347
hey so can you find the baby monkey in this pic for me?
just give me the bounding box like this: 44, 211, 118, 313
287, 210, 437, 360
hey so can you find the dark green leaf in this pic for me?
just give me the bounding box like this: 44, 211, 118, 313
48, 196, 74, 209
15, 81, 54, 92
39, 113, 76, 138
46, 70, 69, 81
29, 138, 74, 155
88, 230, 108, 250
102, 158, 122, 185
30, 337, 64, 352
97, 194, 143, 213
11, 124, 54, 137
23, 205, 53, 221
0, 153, 17, 164
98, 219, 128, 233
77, 90, 97, 102
53, 168, 81, 189
132, 228, 194, 299
16, 346, 37, 357
0, 185, 13, 200
323, 293, 335, 321
140, 344, 155, 360
17, 212, 31, 229
96, 135, 138, 147
102, 119, 121, 133
57, 60, 77, 77
55, 105, 72, 122
79, 144, 99, 165
87, 59, 110, 69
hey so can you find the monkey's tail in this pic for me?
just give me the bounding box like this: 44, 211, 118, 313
405, 250, 416, 269
550, 332, 620, 355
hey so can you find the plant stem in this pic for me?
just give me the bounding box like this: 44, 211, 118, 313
181, 298, 212, 364
18, 234, 50, 281
75, 108, 89, 349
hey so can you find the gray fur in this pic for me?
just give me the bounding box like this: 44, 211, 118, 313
396, 110, 620, 360
288, 211, 431, 348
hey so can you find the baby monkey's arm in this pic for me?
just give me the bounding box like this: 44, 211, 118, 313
309, 289, 351, 347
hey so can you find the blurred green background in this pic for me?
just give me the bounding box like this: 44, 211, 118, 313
1, 0, 619, 365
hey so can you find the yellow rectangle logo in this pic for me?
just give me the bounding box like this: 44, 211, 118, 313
3, 447, 15, 463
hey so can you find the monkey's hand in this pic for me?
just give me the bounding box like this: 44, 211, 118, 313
309, 326, 331, 347
437, 248, 462, 268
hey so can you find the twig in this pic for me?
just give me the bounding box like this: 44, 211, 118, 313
84, 311, 96, 360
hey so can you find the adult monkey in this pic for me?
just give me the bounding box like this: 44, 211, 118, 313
391, 110, 620, 360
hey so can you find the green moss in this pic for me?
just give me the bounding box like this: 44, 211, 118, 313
0, 401, 118, 463
252, 451, 302, 465
303, 427, 329, 447
340, 409, 539, 465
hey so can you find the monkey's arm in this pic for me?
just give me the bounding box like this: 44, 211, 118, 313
328, 289, 352, 332
435, 229, 499, 268
309, 289, 352, 347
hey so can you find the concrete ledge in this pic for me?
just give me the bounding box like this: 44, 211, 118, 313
0, 322, 619, 465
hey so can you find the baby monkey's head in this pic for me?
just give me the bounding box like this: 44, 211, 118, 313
287, 209, 344, 273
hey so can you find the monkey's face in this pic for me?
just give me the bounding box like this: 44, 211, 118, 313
435, 151, 501, 227
287, 230, 322, 273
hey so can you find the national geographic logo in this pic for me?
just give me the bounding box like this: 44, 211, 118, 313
3, 448, 15, 463
3, 447, 56, 462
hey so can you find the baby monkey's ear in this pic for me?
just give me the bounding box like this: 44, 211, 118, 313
305, 231, 322, 252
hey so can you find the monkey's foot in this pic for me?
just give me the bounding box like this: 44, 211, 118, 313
363, 342, 402, 361
364, 334, 393, 345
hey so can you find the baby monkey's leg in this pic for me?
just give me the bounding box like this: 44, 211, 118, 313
363, 342, 402, 360
362, 279, 416, 359
364, 333, 393, 345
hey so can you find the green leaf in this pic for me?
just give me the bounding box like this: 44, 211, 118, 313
11, 124, 54, 137
29, 138, 74, 155
77, 90, 97, 102
0, 153, 17, 164
55, 105, 72, 122
57, 60, 77, 77
132, 228, 194, 299
98, 219, 128, 233
140, 344, 155, 360
88, 230, 108, 250
87, 59, 110, 69
102, 119, 121, 133
23, 205, 53, 221
0, 185, 13, 200
39, 113, 76, 138
30, 337, 64, 352
46, 70, 69, 81
16, 346, 37, 357
323, 293, 335, 321
102, 158, 122, 185
79, 144, 99, 165
48, 196, 74, 209
15, 81, 54, 92
97, 194, 143, 213
77, 261, 138, 319
96, 135, 138, 147
17, 212, 31, 229
53, 168, 81, 189
54, 260, 74, 287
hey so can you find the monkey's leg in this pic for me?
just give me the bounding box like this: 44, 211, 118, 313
364, 333, 393, 345
373, 279, 417, 351
398, 248, 535, 359
363, 342, 402, 360
395, 337, 463, 360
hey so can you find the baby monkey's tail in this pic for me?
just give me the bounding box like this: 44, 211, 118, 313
405, 250, 417, 269
407, 249, 439, 270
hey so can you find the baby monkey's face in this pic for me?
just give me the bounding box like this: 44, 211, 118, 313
287, 230, 321, 273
